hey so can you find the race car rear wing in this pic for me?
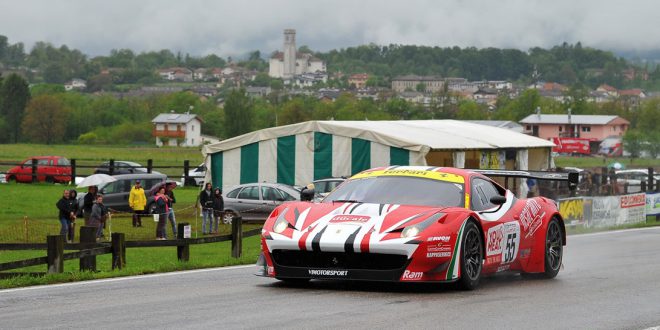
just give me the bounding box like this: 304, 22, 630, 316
472, 169, 579, 192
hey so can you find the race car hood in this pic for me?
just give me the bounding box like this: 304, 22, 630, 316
263, 201, 468, 256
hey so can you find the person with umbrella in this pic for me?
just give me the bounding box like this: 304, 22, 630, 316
77, 174, 117, 226
129, 180, 146, 227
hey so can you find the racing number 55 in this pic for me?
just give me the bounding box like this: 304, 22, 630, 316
504, 233, 516, 263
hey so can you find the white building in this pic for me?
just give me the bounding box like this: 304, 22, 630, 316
269, 29, 326, 79
152, 113, 203, 147
64, 78, 87, 91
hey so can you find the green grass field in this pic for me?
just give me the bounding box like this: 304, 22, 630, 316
554, 155, 660, 169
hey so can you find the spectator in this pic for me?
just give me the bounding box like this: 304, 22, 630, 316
154, 186, 169, 240
165, 183, 177, 238
69, 189, 80, 242
55, 190, 76, 243
212, 187, 224, 233
90, 194, 108, 240
199, 183, 213, 234
129, 180, 146, 227
526, 178, 538, 197
83, 185, 98, 226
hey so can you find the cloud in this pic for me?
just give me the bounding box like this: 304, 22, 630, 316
0, 0, 657, 57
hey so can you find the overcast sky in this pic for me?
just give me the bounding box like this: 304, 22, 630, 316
0, 0, 657, 58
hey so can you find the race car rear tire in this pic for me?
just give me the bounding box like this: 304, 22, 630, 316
457, 221, 483, 290
542, 217, 563, 279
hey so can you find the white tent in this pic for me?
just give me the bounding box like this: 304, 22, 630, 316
202, 120, 555, 190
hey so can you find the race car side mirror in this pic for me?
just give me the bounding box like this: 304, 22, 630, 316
490, 195, 506, 205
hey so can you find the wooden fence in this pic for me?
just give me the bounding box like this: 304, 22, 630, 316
0, 217, 260, 278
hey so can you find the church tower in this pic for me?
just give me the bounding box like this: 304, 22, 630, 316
282, 29, 296, 79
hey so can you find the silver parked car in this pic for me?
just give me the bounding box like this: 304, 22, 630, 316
223, 183, 300, 222
312, 177, 346, 197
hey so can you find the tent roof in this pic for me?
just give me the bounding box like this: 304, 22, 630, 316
202, 120, 554, 156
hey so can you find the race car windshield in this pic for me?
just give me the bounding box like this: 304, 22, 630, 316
324, 176, 464, 207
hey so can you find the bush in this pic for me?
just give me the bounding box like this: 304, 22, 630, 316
78, 132, 98, 144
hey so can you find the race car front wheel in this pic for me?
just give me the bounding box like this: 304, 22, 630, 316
542, 218, 563, 278
457, 221, 483, 290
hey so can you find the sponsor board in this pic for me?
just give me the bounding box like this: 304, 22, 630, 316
647, 193, 660, 216
329, 215, 370, 224
590, 194, 646, 228
486, 222, 521, 264
308, 269, 348, 276
620, 193, 645, 208
480, 150, 505, 170
559, 198, 585, 225
401, 270, 423, 281
426, 252, 452, 258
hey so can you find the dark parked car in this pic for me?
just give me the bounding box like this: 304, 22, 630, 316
6, 156, 72, 183
77, 173, 167, 213
94, 161, 161, 175
223, 183, 300, 223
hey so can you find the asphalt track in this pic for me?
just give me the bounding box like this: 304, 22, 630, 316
2, 227, 660, 329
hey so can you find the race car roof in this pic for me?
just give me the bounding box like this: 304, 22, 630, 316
203, 120, 554, 155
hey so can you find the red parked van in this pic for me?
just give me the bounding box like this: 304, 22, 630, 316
6, 156, 72, 183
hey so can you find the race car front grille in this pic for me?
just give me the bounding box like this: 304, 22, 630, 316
271, 250, 408, 270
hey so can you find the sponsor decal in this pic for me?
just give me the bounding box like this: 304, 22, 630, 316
620, 193, 645, 208
486, 222, 520, 264
427, 236, 451, 242
486, 224, 504, 256
427, 252, 452, 258
267, 266, 275, 276
497, 265, 510, 272
329, 215, 370, 223
352, 169, 465, 184
401, 270, 423, 280
520, 199, 544, 238
427, 245, 452, 253
487, 256, 502, 264
307, 269, 348, 276
519, 248, 531, 259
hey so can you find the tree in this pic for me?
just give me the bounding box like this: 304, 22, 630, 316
0, 74, 30, 142
622, 129, 643, 161
223, 89, 253, 138
21, 94, 69, 144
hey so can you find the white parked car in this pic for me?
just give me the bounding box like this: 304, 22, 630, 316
182, 163, 206, 187
615, 169, 660, 193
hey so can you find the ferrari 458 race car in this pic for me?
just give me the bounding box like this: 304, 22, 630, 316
256, 166, 577, 290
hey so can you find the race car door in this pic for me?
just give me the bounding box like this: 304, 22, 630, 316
470, 177, 521, 272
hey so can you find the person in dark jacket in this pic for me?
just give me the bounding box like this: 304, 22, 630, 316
154, 187, 169, 240
68, 189, 79, 242
212, 188, 224, 234
83, 186, 98, 226
199, 183, 213, 235
56, 189, 76, 243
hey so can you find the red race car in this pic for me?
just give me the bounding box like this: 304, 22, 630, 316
256, 166, 577, 290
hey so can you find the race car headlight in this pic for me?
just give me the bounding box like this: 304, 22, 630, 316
273, 217, 289, 234
401, 226, 420, 238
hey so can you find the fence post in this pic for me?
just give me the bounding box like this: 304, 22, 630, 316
109, 159, 115, 175
183, 160, 190, 185
649, 167, 655, 192
147, 159, 153, 174
111, 232, 126, 270
231, 216, 243, 258
31, 158, 38, 183
641, 180, 647, 193
70, 159, 76, 185
623, 181, 629, 194
79, 226, 97, 272
47, 235, 64, 273
177, 223, 190, 262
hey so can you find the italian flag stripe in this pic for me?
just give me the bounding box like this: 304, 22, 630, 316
447, 220, 467, 280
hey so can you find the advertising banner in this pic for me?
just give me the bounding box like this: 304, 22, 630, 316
480, 151, 505, 169
559, 198, 586, 226
551, 137, 591, 155
646, 192, 660, 216
590, 193, 646, 228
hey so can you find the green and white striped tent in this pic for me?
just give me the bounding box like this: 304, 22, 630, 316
202, 120, 555, 190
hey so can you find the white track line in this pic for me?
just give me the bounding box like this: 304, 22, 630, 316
569, 225, 660, 239
0, 264, 254, 294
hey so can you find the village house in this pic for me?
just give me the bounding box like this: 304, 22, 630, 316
152, 112, 203, 147
391, 75, 444, 93
64, 78, 87, 91
520, 113, 629, 143
348, 73, 369, 89
157, 67, 193, 82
